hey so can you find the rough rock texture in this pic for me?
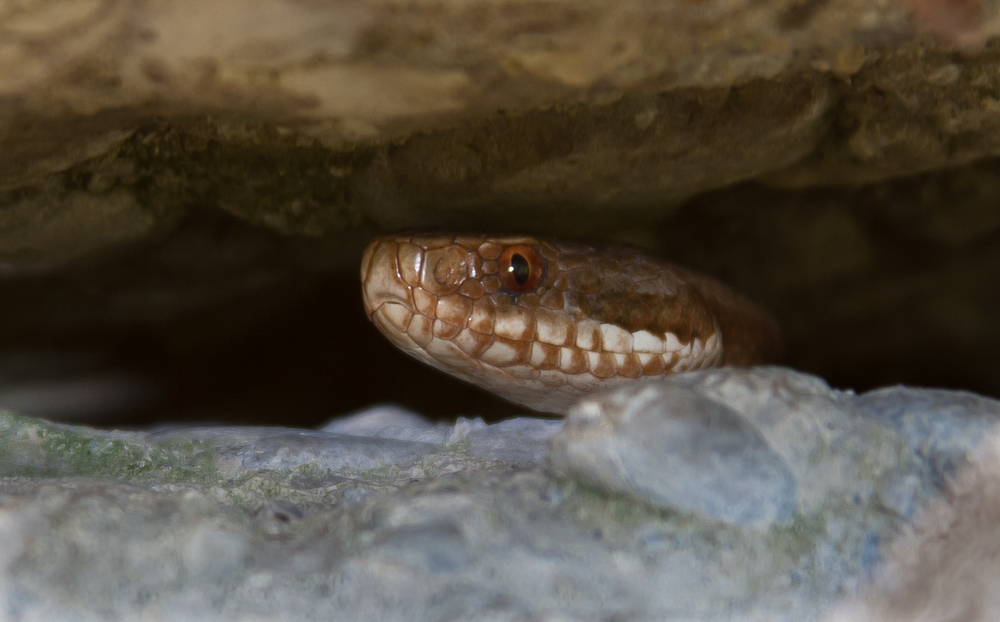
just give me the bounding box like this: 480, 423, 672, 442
4, 0, 1000, 423
2, 367, 1000, 621
831, 422, 1000, 622
550, 382, 801, 526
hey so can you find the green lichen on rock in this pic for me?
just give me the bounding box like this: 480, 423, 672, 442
214, 468, 344, 512
0, 410, 219, 483
440, 438, 471, 455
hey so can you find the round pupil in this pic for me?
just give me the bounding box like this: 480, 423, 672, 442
508, 253, 530, 285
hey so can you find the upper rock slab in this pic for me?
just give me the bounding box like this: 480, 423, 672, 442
1, 0, 989, 197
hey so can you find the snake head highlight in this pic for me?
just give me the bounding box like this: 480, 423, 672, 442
360, 233, 782, 415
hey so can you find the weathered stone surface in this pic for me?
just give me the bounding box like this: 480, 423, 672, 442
0, 186, 164, 268
549, 382, 798, 526
855, 386, 1000, 488
4, 0, 999, 243
548, 368, 977, 527
2, 368, 1000, 621
663, 369, 921, 515
827, 430, 1000, 622
321, 405, 563, 464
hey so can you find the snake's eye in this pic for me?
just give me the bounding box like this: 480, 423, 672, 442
498, 245, 543, 292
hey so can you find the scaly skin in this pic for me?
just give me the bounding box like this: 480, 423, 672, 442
361, 233, 782, 415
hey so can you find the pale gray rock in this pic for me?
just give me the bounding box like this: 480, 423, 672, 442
824, 429, 1000, 622
319, 407, 562, 465
548, 383, 797, 526
854, 387, 1000, 489
550, 368, 919, 526
465, 417, 563, 466
321, 404, 454, 444
2, 367, 1000, 621
150, 426, 439, 473
668, 368, 933, 517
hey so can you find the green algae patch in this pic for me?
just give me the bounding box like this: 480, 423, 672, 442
441, 438, 472, 455
0, 411, 220, 484
216, 467, 347, 512
336, 462, 405, 484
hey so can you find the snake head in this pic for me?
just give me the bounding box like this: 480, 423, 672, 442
360, 233, 550, 320
360, 233, 779, 415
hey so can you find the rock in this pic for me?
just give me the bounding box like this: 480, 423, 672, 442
666, 369, 925, 515
0, 187, 164, 268
321, 403, 453, 444
854, 386, 1000, 489
826, 430, 1000, 622
2, 367, 1000, 621
548, 382, 797, 526
550, 368, 925, 526
464, 416, 564, 466
321, 406, 563, 465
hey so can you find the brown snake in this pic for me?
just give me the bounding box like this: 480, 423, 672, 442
360, 233, 782, 414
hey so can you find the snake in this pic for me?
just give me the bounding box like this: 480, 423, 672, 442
360, 233, 782, 415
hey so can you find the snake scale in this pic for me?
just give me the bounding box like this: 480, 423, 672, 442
361, 233, 782, 414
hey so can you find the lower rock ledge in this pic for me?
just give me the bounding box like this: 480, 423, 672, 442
1, 367, 999, 622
